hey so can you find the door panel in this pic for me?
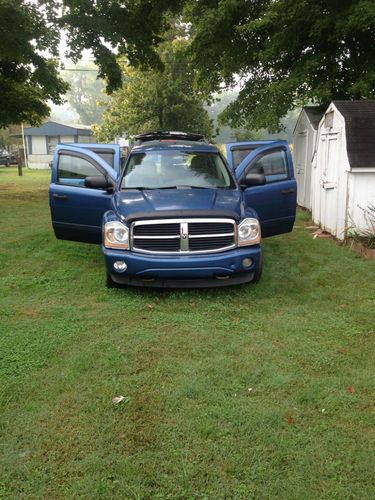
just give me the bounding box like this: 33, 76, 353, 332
234, 142, 297, 237
320, 133, 340, 235
50, 184, 113, 243
242, 179, 297, 237
295, 132, 307, 206
49, 146, 117, 243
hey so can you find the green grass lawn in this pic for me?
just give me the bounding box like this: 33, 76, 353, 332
1, 166, 374, 498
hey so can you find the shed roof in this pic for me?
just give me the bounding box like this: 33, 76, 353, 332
333, 100, 375, 169
303, 106, 324, 130
24, 120, 92, 137
293, 106, 324, 134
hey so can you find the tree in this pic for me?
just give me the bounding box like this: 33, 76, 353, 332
0, 0, 68, 127
54, 0, 186, 93
0, 0, 182, 127
62, 0, 375, 132
61, 63, 107, 125
95, 36, 213, 141
4, 1, 374, 132
184, 0, 375, 131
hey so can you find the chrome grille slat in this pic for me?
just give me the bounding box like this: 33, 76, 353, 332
189, 233, 234, 239
131, 218, 236, 254
133, 235, 180, 239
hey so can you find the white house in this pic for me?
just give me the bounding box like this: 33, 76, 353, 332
24, 121, 95, 169
312, 101, 375, 240
293, 107, 323, 209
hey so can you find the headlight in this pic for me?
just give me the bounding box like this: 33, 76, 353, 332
104, 221, 129, 249
237, 218, 261, 246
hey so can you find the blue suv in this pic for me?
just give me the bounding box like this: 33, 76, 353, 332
49, 132, 296, 288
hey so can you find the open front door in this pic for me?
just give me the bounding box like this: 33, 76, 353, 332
71, 143, 121, 175
49, 145, 118, 244
233, 141, 297, 237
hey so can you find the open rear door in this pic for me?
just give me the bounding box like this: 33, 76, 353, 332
49, 145, 118, 244
231, 141, 297, 237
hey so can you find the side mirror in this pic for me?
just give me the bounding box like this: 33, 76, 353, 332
85, 175, 113, 191
243, 173, 266, 187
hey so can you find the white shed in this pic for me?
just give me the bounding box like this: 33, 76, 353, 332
312, 101, 375, 240
293, 106, 323, 210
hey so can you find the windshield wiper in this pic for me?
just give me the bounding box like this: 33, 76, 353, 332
122, 185, 213, 190
156, 185, 209, 189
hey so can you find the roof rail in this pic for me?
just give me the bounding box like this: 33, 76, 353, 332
134, 131, 207, 144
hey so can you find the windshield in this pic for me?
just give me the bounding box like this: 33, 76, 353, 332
121, 151, 234, 189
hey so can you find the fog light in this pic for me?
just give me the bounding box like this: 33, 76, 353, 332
113, 260, 127, 272
242, 258, 253, 268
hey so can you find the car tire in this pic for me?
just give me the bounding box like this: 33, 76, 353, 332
251, 255, 263, 284
106, 272, 122, 288
6, 160, 10, 167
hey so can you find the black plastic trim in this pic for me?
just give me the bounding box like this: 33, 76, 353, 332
109, 271, 254, 288
122, 210, 241, 224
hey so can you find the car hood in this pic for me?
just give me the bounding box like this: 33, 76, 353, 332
113, 188, 244, 221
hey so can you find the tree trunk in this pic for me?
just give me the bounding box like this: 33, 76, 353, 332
158, 107, 164, 129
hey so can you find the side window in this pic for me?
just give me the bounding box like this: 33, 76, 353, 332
231, 147, 256, 169
58, 154, 104, 187
247, 150, 288, 182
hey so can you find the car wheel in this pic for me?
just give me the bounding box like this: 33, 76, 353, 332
251, 255, 263, 284
106, 272, 122, 288
6, 160, 10, 167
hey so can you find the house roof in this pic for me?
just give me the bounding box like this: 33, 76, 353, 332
333, 100, 375, 169
24, 120, 92, 136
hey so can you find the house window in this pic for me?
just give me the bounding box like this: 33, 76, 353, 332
77, 135, 92, 144
324, 111, 334, 129
47, 136, 59, 154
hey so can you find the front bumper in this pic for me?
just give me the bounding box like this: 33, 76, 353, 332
103, 245, 261, 288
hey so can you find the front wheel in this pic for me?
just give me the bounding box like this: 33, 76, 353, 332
251, 255, 263, 284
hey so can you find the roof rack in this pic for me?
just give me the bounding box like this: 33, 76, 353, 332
134, 131, 207, 144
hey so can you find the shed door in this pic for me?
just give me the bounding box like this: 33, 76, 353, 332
319, 131, 340, 235
295, 131, 307, 206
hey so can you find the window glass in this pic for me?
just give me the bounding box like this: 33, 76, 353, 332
47, 136, 59, 155
231, 147, 256, 169
248, 150, 288, 181
122, 151, 234, 189
77, 135, 92, 143
95, 151, 114, 167
58, 154, 102, 186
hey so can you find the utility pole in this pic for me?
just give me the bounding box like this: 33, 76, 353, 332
20, 123, 27, 176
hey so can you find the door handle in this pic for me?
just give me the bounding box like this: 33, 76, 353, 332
281, 188, 295, 194
53, 193, 68, 200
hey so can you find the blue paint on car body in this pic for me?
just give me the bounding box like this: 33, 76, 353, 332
49, 134, 297, 288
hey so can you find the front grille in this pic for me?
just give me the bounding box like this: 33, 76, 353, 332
189, 222, 234, 235
133, 223, 180, 237
131, 218, 236, 254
